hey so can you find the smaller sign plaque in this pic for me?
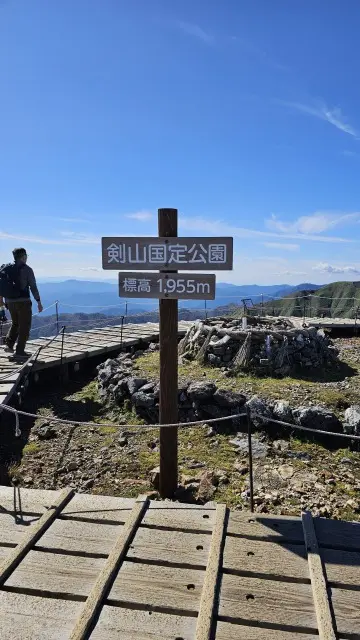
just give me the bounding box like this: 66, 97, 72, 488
118, 272, 216, 300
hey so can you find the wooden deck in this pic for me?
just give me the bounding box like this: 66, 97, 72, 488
0, 486, 359, 638
0, 321, 191, 407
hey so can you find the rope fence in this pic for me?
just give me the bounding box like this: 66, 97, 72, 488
1, 403, 360, 441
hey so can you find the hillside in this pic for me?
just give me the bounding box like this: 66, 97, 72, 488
261, 281, 360, 318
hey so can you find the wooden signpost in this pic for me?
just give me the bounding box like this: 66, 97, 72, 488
102, 209, 233, 498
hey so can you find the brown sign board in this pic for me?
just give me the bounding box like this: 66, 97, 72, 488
102, 237, 233, 270
118, 272, 216, 300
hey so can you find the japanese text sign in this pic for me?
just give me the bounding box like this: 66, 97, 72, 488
118, 272, 216, 299
102, 237, 233, 270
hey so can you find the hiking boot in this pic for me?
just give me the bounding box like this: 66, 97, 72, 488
13, 351, 32, 361
3, 345, 14, 353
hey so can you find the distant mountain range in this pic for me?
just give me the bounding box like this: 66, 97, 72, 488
37, 279, 323, 316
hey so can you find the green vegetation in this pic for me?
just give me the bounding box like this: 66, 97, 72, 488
258, 281, 360, 319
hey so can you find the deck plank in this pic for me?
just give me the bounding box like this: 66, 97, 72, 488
90, 606, 197, 640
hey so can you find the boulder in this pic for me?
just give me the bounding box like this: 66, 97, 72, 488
246, 396, 273, 427
36, 425, 57, 440
127, 377, 148, 395
213, 388, 246, 409
113, 379, 129, 402
132, 391, 156, 409
187, 381, 216, 403
343, 405, 360, 435
272, 400, 293, 424
138, 382, 155, 394
292, 406, 342, 434
97, 359, 119, 387
229, 434, 268, 458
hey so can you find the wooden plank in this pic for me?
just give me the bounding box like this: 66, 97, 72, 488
322, 547, 360, 588
60, 493, 135, 523
0, 513, 42, 546
196, 503, 227, 640
0, 592, 83, 640
331, 586, 360, 637
143, 506, 215, 532
227, 511, 304, 543
315, 517, 360, 551
70, 497, 149, 639
223, 537, 309, 580
0, 487, 61, 515
35, 518, 123, 556
90, 605, 197, 640
127, 526, 210, 567
302, 511, 336, 640
5, 548, 104, 596
0, 488, 74, 585
216, 621, 318, 639
109, 561, 205, 613
219, 573, 318, 631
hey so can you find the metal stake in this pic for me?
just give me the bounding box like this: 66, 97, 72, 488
246, 407, 254, 513
55, 300, 59, 334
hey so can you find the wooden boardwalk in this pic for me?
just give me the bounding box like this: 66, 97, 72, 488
0, 486, 359, 639
0, 321, 191, 407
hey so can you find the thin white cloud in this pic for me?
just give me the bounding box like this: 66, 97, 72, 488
58, 217, 91, 223
313, 262, 360, 275
179, 216, 352, 243
273, 270, 307, 276
279, 100, 358, 138
341, 150, 358, 158
176, 21, 214, 45
263, 242, 299, 251
125, 211, 154, 222
266, 211, 360, 235
0, 230, 98, 245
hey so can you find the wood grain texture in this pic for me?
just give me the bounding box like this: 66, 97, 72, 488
0, 591, 82, 640
0, 488, 74, 585
331, 586, 360, 636
158, 208, 179, 499
224, 537, 308, 579
5, 548, 104, 596
0, 513, 41, 546
127, 525, 210, 567
219, 572, 318, 630
36, 518, 123, 556
70, 498, 149, 640
302, 511, 336, 640
90, 605, 197, 640
196, 503, 227, 640
216, 620, 318, 639
109, 560, 205, 613
227, 511, 304, 543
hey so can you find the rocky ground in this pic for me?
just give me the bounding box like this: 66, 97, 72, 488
2, 336, 360, 522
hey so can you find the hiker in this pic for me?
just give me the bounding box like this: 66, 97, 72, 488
0, 248, 43, 360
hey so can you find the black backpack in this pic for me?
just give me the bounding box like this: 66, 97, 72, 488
0, 263, 26, 299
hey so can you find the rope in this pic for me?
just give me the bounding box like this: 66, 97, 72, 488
1, 402, 360, 441
0, 404, 246, 431
251, 412, 360, 441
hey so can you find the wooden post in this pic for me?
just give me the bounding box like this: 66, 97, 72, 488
158, 208, 178, 498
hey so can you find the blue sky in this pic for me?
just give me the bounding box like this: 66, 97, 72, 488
1, 0, 360, 284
